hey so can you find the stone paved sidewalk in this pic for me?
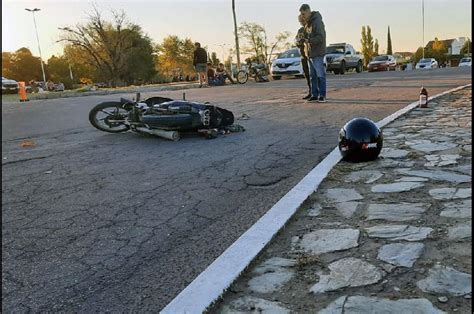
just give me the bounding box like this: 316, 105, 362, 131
211, 87, 472, 313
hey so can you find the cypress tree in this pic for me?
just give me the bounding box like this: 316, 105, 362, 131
387, 26, 393, 55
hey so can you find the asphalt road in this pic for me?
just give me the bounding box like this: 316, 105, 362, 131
2, 67, 471, 312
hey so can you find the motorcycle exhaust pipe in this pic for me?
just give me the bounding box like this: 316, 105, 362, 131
136, 127, 180, 141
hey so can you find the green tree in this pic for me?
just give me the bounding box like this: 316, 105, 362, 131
121, 31, 155, 85
63, 44, 100, 85
3, 48, 43, 82
460, 39, 472, 55
374, 39, 379, 56
154, 35, 195, 80
47, 55, 73, 88
431, 37, 447, 64
360, 26, 375, 66
412, 47, 424, 63
387, 26, 392, 55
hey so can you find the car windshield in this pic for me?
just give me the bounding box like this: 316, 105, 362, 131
326, 46, 345, 54
373, 55, 389, 61
277, 50, 300, 59
460, 58, 471, 62
419, 59, 431, 63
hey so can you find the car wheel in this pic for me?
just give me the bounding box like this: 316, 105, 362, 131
272, 76, 281, 80
356, 61, 363, 73
340, 61, 346, 75
333, 70, 340, 75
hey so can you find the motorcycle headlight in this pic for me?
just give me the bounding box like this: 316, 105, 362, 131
292, 61, 300, 66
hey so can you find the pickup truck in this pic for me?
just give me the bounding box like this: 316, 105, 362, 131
325, 43, 363, 74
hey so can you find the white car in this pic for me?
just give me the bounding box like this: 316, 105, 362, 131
415, 58, 438, 69
271, 48, 326, 80
2, 76, 19, 94
458, 57, 472, 67
271, 48, 304, 80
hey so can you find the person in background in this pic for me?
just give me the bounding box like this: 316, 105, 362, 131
216, 63, 236, 84
296, 14, 311, 99
207, 62, 216, 82
300, 3, 327, 103
193, 42, 208, 87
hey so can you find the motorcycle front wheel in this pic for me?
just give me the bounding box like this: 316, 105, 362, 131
236, 70, 249, 84
89, 102, 131, 133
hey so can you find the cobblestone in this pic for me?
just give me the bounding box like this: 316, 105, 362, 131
211, 87, 472, 313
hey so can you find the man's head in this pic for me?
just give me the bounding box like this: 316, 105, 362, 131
218, 63, 224, 69
298, 14, 306, 26
207, 62, 212, 67
299, 4, 311, 21
194, 42, 201, 49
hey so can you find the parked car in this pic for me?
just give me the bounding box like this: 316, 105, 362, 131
415, 58, 438, 69
270, 48, 327, 80
270, 48, 304, 80
458, 57, 472, 67
2, 77, 19, 94
325, 43, 363, 74
367, 55, 397, 72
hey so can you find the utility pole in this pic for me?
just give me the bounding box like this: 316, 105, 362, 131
422, 0, 425, 59
25, 8, 47, 84
232, 0, 241, 70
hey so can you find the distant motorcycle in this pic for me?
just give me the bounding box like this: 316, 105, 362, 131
236, 62, 269, 84
88, 94, 235, 140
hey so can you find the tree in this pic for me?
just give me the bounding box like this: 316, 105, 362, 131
374, 39, 379, 56
360, 26, 375, 66
460, 39, 472, 55
412, 47, 424, 64
58, 5, 155, 87
387, 26, 392, 55
120, 31, 155, 85
63, 44, 100, 85
2, 48, 43, 82
238, 22, 291, 68
211, 52, 220, 65
47, 55, 73, 88
154, 35, 195, 81
431, 37, 448, 64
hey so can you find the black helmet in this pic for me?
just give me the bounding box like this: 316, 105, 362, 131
338, 117, 383, 162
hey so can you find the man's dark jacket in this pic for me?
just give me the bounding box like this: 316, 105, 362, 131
193, 47, 207, 65
304, 11, 326, 58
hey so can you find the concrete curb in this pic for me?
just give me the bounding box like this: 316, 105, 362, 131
161, 83, 472, 314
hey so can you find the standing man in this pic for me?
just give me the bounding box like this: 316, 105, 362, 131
300, 4, 327, 102
296, 14, 311, 99
193, 42, 208, 88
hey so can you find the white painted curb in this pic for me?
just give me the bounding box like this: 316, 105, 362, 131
161, 83, 472, 314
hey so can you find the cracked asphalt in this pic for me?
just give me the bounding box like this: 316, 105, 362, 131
2, 68, 471, 312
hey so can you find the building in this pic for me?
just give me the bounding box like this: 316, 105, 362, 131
425, 37, 467, 55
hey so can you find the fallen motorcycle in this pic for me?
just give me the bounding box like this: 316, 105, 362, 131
88, 93, 241, 140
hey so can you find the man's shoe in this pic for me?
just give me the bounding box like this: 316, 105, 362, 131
306, 96, 319, 102
318, 96, 327, 103
302, 94, 312, 100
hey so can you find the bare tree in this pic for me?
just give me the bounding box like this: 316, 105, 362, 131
238, 22, 291, 69
57, 4, 144, 86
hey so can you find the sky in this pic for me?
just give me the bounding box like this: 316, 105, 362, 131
2, 0, 472, 62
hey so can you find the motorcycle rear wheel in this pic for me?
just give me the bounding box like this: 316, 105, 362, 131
89, 102, 131, 133
236, 70, 249, 84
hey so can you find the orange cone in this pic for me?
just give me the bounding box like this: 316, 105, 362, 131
18, 81, 29, 102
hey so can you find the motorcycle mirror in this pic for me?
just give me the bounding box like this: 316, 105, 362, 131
136, 92, 141, 102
